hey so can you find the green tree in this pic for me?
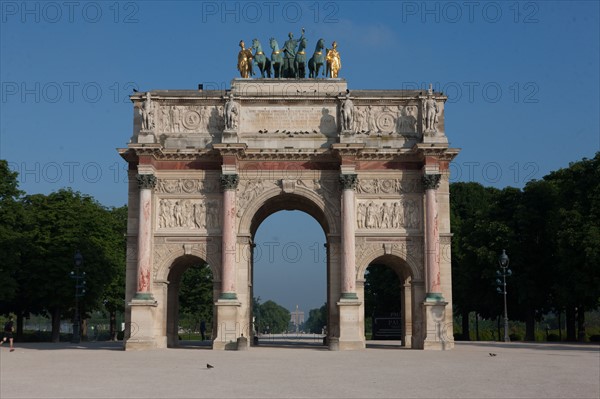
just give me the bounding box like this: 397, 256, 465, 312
21, 189, 125, 341
305, 303, 327, 334
101, 206, 128, 340
178, 262, 213, 333
0, 160, 25, 333
545, 153, 600, 340
255, 300, 290, 334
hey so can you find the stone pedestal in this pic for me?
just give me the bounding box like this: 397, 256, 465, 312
222, 129, 239, 144
422, 300, 452, 350
336, 299, 364, 350
340, 130, 360, 144
213, 300, 241, 350
124, 298, 159, 350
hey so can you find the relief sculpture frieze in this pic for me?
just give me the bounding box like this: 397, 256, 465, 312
155, 104, 224, 134
157, 198, 221, 230
357, 199, 420, 230
155, 178, 219, 194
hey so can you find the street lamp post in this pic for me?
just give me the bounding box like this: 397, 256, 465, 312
496, 249, 512, 342
71, 251, 86, 344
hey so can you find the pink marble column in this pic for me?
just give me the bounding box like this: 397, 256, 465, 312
220, 174, 239, 300
135, 174, 156, 300
422, 173, 443, 301
340, 174, 358, 300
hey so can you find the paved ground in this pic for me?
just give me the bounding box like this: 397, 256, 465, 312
1, 339, 598, 398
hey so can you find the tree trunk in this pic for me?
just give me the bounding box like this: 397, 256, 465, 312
577, 305, 586, 342
566, 306, 576, 341
461, 310, 470, 340
51, 307, 61, 343
525, 307, 535, 341
82, 319, 88, 341
475, 313, 480, 341
110, 311, 117, 341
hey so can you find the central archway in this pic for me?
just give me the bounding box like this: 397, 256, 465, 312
248, 193, 331, 348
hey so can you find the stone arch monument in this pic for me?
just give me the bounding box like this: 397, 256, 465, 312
118, 79, 459, 350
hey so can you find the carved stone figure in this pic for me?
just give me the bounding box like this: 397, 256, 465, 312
140, 92, 154, 131
326, 41, 341, 78
424, 88, 439, 133
237, 40, 254, 78
194, 203, 205, 228
224, 94, 240, 130
340, 94, 354, 132
367, 105, 377, 133
355, 107, 367, 133
357, 202, 366, 229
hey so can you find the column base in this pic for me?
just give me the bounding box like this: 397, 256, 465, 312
213, 299, 242, 350
336, 299, 365, 350
422, 300, 453, 350
124, 297, 159, 351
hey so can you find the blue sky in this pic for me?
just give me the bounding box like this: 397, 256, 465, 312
1, 1, 599, 313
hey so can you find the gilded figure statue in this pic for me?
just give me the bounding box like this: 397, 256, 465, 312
326, 41, 341, 78
237, 40, 254, 78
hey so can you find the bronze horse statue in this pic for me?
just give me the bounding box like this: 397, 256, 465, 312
269, 38, 284, 78
308, 38, 326, 78
295, 37, 308, 78
251, 39, 271, 78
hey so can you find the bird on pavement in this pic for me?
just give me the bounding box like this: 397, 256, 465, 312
489, 353, 497, 357
207, 363, 214, 369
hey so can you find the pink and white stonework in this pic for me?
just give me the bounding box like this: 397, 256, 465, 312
118, 79, 459, 351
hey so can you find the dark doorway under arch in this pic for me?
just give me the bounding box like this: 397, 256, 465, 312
166, 255, 214, 348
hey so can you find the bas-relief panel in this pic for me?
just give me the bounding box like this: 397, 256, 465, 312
157, 198, 221, 230
134, 101, 225, 135
154, 177, 222, 232
356, 199, 420, 230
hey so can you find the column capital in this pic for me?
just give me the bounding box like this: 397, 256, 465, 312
339, 173, 358, 190
137, 174, 157, 190
220, 174, 239, 190
422, 173, 441, 190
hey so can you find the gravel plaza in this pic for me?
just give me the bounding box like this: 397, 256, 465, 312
1, 339, 598, 399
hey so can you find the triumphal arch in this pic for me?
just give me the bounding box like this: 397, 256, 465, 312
119, 76, 459, 351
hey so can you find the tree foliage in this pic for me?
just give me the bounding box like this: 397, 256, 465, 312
451, 153, 600, 341
0, 164, 128, 342
304, 303, 327, 334
178, 262, 213, 332
254, 299, 290, 334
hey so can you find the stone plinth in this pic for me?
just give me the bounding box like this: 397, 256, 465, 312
422, 301, 453, 350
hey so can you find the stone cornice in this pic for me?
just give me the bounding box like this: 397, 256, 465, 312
212, 143, 248, 157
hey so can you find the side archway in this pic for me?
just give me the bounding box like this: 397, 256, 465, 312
356, 245, 425, 348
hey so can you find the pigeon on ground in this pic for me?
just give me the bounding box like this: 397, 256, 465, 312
489, 353, 497, 357
207, 363, 214, 369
